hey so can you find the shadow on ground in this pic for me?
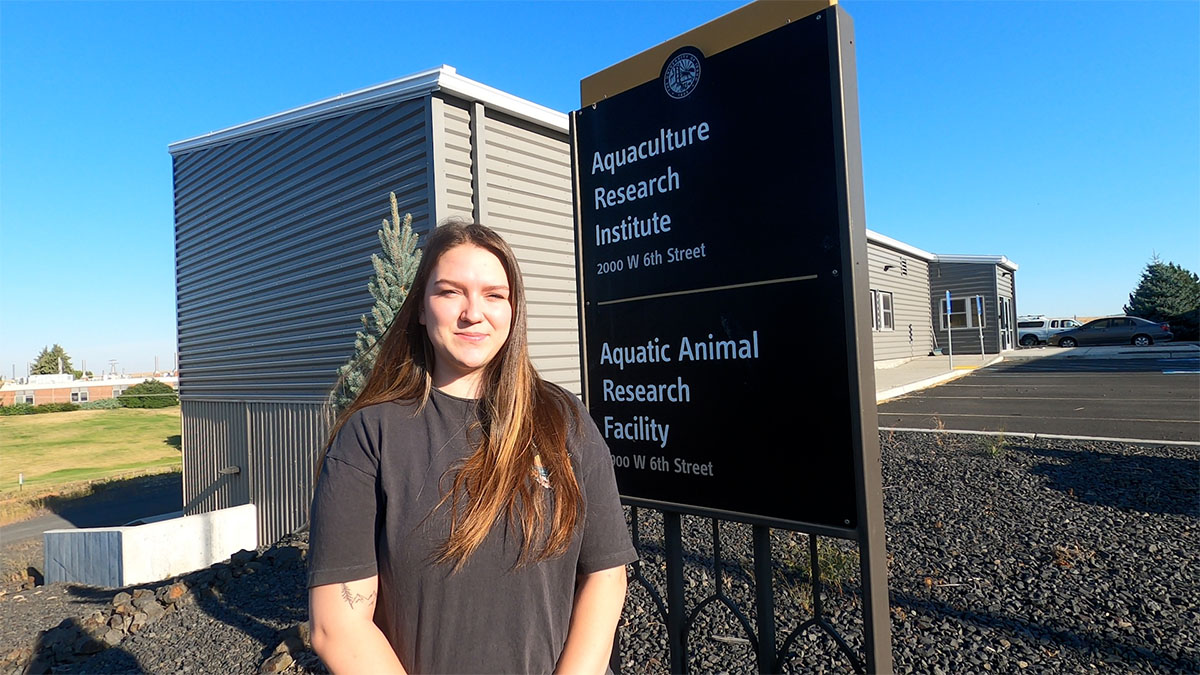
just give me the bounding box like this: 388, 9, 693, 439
1, 473, 183, 537
892, 592, 1198, 672
1019, 446, 1200, 517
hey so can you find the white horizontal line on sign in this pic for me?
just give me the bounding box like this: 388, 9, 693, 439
596, 274, 819, 307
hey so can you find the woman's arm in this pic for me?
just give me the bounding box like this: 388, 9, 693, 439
554, 565, 628, 675
310, 575, 407, 674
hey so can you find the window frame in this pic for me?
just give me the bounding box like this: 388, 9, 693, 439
870, 290, 895, 332
939, 295, 987, 330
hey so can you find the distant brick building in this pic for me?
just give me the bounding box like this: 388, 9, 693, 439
0, 374, 179, 406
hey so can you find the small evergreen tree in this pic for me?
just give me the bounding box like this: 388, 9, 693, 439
119, 379, 180, 408
330, 193, 423, 413
1124, 256, 1200, 341
32, 344, 74, 375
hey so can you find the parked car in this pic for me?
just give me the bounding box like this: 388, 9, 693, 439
1048, 316, 1173, 347
1016, 316, 1082, 346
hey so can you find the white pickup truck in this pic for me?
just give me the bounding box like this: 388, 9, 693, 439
1017, 316, 1082, 346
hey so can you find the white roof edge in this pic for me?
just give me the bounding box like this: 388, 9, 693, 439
933, 253, 1019, 271
437, 70, 569, 133
168, 65, 568, 156
865, 230, 1018, 270
866, 229, 935, 261
1, 376, 179, 392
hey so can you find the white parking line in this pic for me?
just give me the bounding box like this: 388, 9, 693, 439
880, 427, 1200, 448
877, 412, 1198, 425
891, 395, 1190, 402
971, 373, 1176, 377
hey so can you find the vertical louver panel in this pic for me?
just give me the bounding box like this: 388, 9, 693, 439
247, 402, 331, 545
181, 400, 249, 516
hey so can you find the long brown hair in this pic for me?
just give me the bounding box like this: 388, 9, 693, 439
322, 220, 583, 569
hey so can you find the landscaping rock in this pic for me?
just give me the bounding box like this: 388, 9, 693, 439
259, 650, 293, 673
2, 434, 1194, 674
160, 582, 187, 605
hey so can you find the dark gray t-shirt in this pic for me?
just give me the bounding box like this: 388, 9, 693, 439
308, 387, 637, 674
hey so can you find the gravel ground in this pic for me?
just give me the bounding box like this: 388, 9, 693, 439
1, 431, 1196, 673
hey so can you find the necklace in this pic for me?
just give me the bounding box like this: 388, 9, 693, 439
532, 454, 552, 489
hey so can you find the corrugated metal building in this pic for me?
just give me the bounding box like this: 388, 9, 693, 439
865, 230, 936, 364
929, 255, 1019, 354
865, 231, 1019, 360
169, 66, 578, 545
170, 66, 1019, 546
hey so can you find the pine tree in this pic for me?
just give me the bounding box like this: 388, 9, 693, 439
1124, 256, 1200, 341
330, 193, 423, 412
32, 344, 74, 375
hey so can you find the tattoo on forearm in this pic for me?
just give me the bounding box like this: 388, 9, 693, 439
340, 583, 377, 610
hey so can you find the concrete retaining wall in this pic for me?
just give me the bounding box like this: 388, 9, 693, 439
44, 504, 257, 587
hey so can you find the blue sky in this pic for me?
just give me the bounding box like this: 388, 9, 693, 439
2, 1, 1197, 375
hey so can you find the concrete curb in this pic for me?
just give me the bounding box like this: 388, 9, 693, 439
876, 355, 1004, 403
879, 426, 1200, 448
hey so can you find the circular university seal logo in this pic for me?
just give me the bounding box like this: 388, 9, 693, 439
663, 50, 701, 100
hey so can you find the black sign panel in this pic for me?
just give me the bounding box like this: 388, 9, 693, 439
574, 10, 860, 529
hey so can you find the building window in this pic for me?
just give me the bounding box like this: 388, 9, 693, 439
870, 290, 894, 331
17, 391, 34, 404
940, 296, 986, 330
71, 389, 89, 403
112, 387, 126, 398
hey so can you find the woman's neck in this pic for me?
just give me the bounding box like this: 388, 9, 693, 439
432, 372, 483, 399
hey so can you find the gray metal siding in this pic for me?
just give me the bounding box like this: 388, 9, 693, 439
182, 400, 329, 546
439, 99, 476, 220
174, 97, 432, 402
930, 262, 1001, 355
866, 242, 933, 361
997, 266, 1015, 303
482, 109, 579, 394
435, 96, 581, 394
247, 402, 330, 545
175, 97, 434, 546
181, 400, 250, 516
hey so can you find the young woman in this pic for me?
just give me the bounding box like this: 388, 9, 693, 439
307, 221, 636, 674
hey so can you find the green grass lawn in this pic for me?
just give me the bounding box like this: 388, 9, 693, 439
0, 407, 182, 499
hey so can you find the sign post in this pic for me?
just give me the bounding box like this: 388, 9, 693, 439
572, 2, 890, 671
946, 290, 954, 370
977, 295, 986, 362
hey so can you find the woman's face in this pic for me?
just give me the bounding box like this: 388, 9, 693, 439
420, 244, 513, 397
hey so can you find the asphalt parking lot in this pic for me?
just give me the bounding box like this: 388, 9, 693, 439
878, 346, 1200, 442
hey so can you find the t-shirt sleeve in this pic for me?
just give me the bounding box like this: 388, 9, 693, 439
573, 404, 639, 575
307, 410, 382, 588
